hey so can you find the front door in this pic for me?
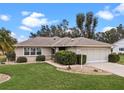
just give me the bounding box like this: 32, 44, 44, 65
51, 48, 56, 54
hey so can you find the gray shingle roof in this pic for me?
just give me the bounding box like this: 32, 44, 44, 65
15, 37, 111, 47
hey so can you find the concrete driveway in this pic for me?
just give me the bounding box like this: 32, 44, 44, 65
87, 63, 124, 77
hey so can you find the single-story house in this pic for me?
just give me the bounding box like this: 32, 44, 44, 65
15, 37, 111, 63
113, 39, 124, 54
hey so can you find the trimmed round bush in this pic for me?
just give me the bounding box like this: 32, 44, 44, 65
16, 56, 27, 63
36, 55, 45, 61
76, 54, 87, 65
108, 53, 120, 63
54, 50, 77, 65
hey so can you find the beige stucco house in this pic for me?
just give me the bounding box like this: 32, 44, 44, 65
15, 37, 111, 63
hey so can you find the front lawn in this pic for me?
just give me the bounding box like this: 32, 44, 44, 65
0, 63, 124, 90
118, 55, 124, 64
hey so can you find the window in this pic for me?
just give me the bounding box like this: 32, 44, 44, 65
24, 48, 30, 55
36, 48, 41, 55
31, 48, 35, 55
24, 48, 42, 55
119, 48, 124, 51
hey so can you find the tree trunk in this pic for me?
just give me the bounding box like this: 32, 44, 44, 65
67, 65, 71, 70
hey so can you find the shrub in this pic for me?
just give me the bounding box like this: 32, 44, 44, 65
118, 52, 124, 55
76, 54, 87, 65
16, 56, 27, 63
0, 56, 6, 62
108, 53, 120, 63
54, 50, 77, 65
36, 55, 45, 61
6, 51, 16, 61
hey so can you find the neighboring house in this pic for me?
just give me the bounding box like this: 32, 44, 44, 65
15, 37, 111, 63
113, 39, 124, 54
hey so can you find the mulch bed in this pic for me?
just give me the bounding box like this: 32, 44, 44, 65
0, 74, 11, 84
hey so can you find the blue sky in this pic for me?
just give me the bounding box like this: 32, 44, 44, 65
0, 3, 124, 42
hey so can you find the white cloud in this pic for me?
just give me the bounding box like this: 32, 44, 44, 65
10, 32, 16, 37
30, 12, 45, 18
96, 10, 114, 20
0, 15, 10, 21
102, 26, 115, 32
22, 12, 47, 28
19, 25, 32, 32
96, 4, 124, 21
21, 11, 31, 16
114, 3, 124, 13
22, 17, 48, 28
21, 12, 58, 28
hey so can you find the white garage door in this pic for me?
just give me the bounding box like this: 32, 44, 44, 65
77, 48, 111, 63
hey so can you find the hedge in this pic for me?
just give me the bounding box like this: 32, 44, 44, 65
36, 55, 45, 62
108, 53, 120, 63
54, 51, 77, 65
76, 54, 87, 65
16, 56, 27, 63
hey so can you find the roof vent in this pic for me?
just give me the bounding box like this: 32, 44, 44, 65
54, 37, 56, 40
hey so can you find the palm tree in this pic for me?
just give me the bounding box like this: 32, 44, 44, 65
0, 28, 17, 55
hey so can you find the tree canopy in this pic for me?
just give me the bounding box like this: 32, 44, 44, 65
30, 12, 98, 39
76, 12, 98, 39
29, 12, 123, 44
95, 24, 124, 44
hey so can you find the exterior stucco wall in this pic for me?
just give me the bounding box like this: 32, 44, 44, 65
15, 47, 52, 62
15, 47, 24, 57
15, 46, 111, 63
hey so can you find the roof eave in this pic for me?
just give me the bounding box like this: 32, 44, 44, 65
15, 44, 112, 48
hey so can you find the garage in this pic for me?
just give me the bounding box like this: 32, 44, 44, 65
76, 47, 111, 63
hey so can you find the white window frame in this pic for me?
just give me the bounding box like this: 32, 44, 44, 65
23, 47, 42, 56
119, 48, 124, 51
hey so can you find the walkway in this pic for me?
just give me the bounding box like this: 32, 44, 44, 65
87, 63, 124, 77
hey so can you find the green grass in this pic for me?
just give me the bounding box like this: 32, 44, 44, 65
118, 55, 124, 64
0, 63, 124, 90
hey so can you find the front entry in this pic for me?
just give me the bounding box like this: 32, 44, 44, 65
58, 47, 66, 51
51, 48, 56, 55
